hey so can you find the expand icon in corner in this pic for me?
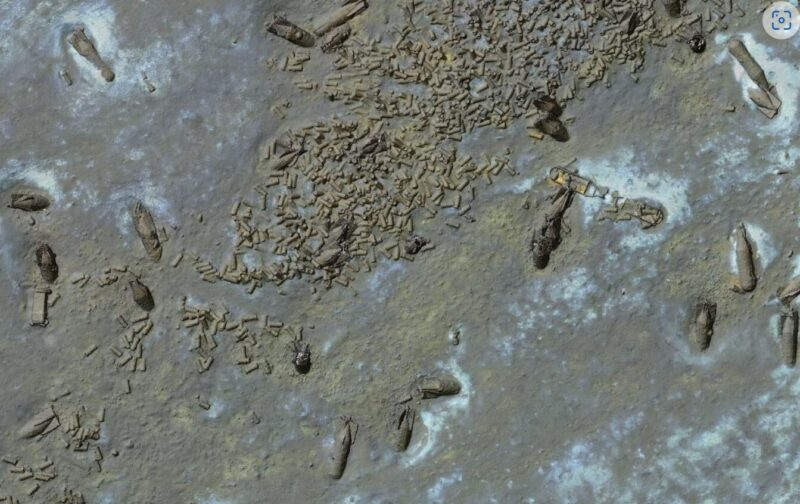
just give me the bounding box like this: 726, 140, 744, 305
764, 1, 800, 39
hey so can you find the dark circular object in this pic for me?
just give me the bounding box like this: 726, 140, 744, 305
688, 34, 706, 54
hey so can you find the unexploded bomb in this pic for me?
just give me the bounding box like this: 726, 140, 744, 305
9, 192, 50, 211
691, 300, 716, 351
727, 39, 771, 93
18, 405, 59, 439
35, 244, 58, 283
321, 24, 351, 53
733, 223, 756, 293
67, 27, 115, 82
313, 0, 367, 36
780, 310, 798, 368
266, 16, 315, 47
392, 405, 415, 452
778, 276, 800, 305
289, 337, 311, 374
415, 374, 462, 399
132, 201, 162, 261
534, 115, 569, 142
530, 187, 574, 270
129, 279, 154, 311
329, 416, 356, 479
404, 234, 429, 255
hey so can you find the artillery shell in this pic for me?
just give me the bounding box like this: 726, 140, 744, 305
533, 94, 562, 117
266, 16, 315, 47
129, 279, 154, 311
313, 0, 367, 36
321, 24, 351, 53
132, 201, 162, 261
67, 27, 115, 82
733, 223, 756, 293
534, 115, 569, 142
692, 301, 716, 351
9, 193, 49, 211
18, 406, 59, 439
329, 416, 356, 479
35, 244, 58, 283
392, 405, 415, 452
727, 39, 771, 92
780, 310, 798, 368
778, 276, 800, 305
416, 374, 462, 399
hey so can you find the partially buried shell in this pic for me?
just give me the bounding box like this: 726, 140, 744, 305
132, 201, 162, 261
533, 94, 562, 117
329, 416, 356, 479
321, 24, 351, 53
781, 310, 798, 368
416, 374, 462, 399
313, 0, 367, 36
778, 276, 800, 305
18, 405, 59, 439
129, 279, 154, 311
392, 405, 415, 452
692, 300, 716, 351
35, 244, 58, 283
9, 192, 50, 211
733, 223, 756, 293
266, 16, 315, 47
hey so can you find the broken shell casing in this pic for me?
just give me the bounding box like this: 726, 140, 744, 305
692, 301, 716, 351
778, 276, 800, 305
129, 279, 155, 311
733, 224, 756, 293
780, 310, 798, 368
416, 374, 462, 399
35, 244, 59, 283
67, 27, 115, 82
534, 116, 569, 142
392, 406, 415, 452
313, 0, 367, 36
321, 24, 352, 53
727, 39, 771, 93
9, 193, 50, 211
132, 201, 163, 261
329, 417, 355, 479
266, 16, 315, 47
18, 406, 59, 439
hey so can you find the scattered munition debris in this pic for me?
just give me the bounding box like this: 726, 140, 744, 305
733, 223, 756, 293
415, 374, 462, 399
780, 309, 798, 368
8, 193, 49, 211
129, 279, 154, 311
601, 194, 665, 229
35, 244, 58, 283
533, 94, 563, 117
67, 27, 115, 82
313, 0, 367, 36
534, 115, 569, 142
728, 38, 781, 118
266, 16, 315, 47
329, 416, 357, 479
549, 164, 608, 198
18, 405, 59, 439
29, 286, 50, 327
392, 405, 415, 452
691, 300, 716, 351
132, 201, 162, 261
321, 24, 351, 53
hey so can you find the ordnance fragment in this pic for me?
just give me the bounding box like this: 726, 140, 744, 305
533, 94, 562, 117
727, 38, 781, 118
67, 27, 115, 82
530, 187, 574, 269
534, 115, 569, 142
129, 279, 154, 311
404, 235, 429, 255
778, 276, 800, 305
18, 406, 59, 439
733, 223, 756, 293
549, 165, 607, 198
266, 16, 315, 47
313, 0, 367, 36
691, 300, 716, 351
132, 201, 162, 261
392, 405, 415, 452
780, 309, 798, 368
35, 244, 58, 283
29, 287, 50, 326
415, 374, 462, 399
329, 416, 357, 479
321, 24, 351, 53
9, 193, 49, 211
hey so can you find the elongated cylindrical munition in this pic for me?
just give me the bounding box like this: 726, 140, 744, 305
727, 39, 770, 92
35, 244, 58, 283
129, 279, 155, 311
392, 405, 415, 452
778, 276, 800, 305
533, 94, 562, 117
321, 24, 351, 53
416, 374, 462, 399
266, 16, 315, 47
692, 301, 716, 351
9, 192, 49, 211
18, 406, 59, 439
780, 310, 798, 368
313, 0, 367, 36
734, 223, 756, 293
662, 0, 682, 17
329, 416, 356, 479
67, 27, 115, 82
132, 201, 162, 261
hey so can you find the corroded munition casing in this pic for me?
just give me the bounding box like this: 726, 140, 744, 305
313, 0, 367, 36
533, 94, 562, 117
266, 16, 315, 47
662, 0, 682, 18
531, 227, 553, 270
132, 201, 162, 261
780, 310, 798, 368
692, 301, 716, 351
35, 244, 59, 283
67, 27, 115, 82
329, 417, 354, 479
130, 279, 155, 311
321, 24, 351, 53
9, 193, 49, 211
392, 406, 415, 452
727, 39, 771, 92
416, 375, 462, 399
18, 405, 59, 439
734, 224, 756, 293
778, 276, 800, 305
535, 116, 569, 142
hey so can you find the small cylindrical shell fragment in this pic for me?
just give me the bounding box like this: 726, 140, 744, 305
392, 406, 415, 452
129, 279, 155, 311
778, 276, 800, 305
416, 374, 462, 399
734, 223, 756, 293
9, 193, 50, 211
329, 417, 355, 479
132, 201, 162, 261
534, 116, 569, 142
692, 301, 716, 351
18, 406, 59, 439
266, 16, 315, 47
780, 310, 798, 368
35, 244, 58, 283
727, 39, 771, 92
321, 24, 352, 53
313, 0, 367, 36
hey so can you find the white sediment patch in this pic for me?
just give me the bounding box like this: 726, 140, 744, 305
366, 260, 406, 303
1, 159, 66, 204
205, 399, 225, 419
426, 470, 464, 502
403, 359, 472, 467
109, 182, 174, 236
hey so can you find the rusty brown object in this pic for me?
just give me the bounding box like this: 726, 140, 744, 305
132, 201, 162, 261
266, 16, 315, 47
129, 279, 155, 311
35, 244, 59, 283
67, 27, 115, 82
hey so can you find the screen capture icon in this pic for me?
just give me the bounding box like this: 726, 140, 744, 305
764, 1, 800, 39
